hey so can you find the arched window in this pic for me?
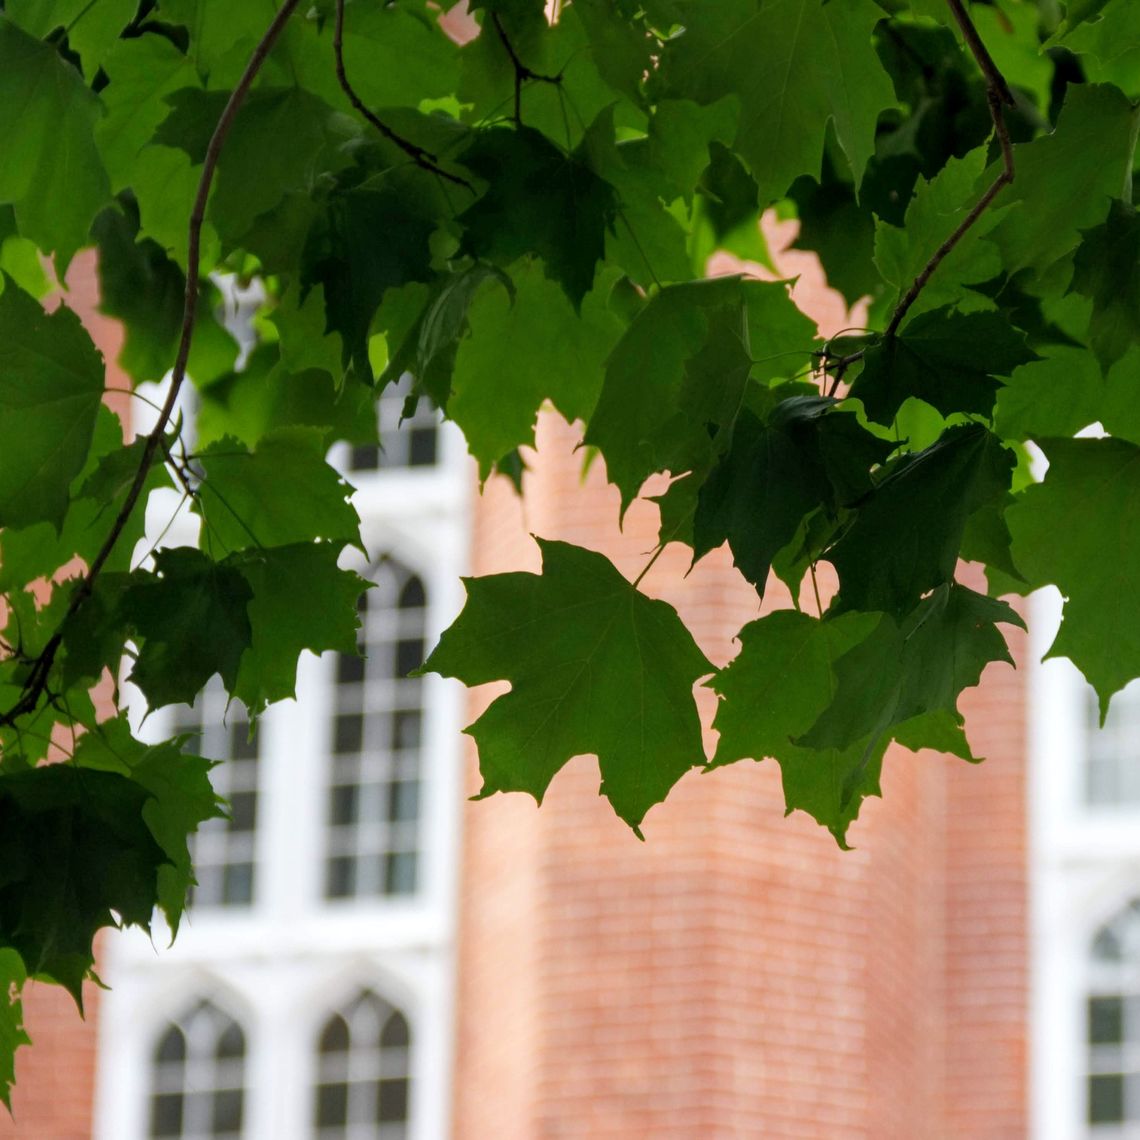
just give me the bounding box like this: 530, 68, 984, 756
1088, 900, 1140, 1129
314, 990, 411, 1138
324, 557, 426, 900
171, 685, 260, 908
348, 373, 439, 473
149, 1000, 246, 1139
1085, 679, 1140, 806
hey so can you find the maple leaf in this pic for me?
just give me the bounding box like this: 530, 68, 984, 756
421, 539, 714, 833
1069, 199, 1140, 374
657, 0, 894, 206
852, 308, 1038, 425
0, 276, 105, 532
457, 126, 617, 310
1008, 437, 1140, 716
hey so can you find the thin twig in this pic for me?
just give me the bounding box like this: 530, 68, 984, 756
333, 0, 472, 189
491, 12, 561, 126
882, 4, 1015, 340
826, 351, 864, 398
0, 0, 304, 729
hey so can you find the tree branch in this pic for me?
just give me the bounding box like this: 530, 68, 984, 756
333, 0, 472, 189
882, 1, 1015, 340
491, 12, 561, 126
0, 0, 304, 729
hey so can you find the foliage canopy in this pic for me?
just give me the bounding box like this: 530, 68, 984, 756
0, 0, 1137, 1100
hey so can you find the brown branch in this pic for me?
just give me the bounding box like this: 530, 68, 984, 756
491, 12, 561, 126
333, 0, 472, 189
0, 0, 304, 730
881, 1, 1016, 341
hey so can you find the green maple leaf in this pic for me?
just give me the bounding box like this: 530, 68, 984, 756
874, 150, 1006, 318
231, 543, 367, 716
0, 949, 28, 1110
121, 547, 254, 709
4, 0, 137, 76
195, 429, 361, 553
585, 276, 816, 511
852, 307, 1037, 425
0, 407, 169, 593
694, 398, 894, 593
71, 716, 225, 936
0, 18, 111, 266
156, 86, 350, 245
0, 765, 167, 1003
0, 275, 105, 531
1070, 200, 1140, 373
156, 0, 278, 82
709, 609, 888, 844
657, 0, 895, 206
801, 584, 1022, 752
826, 425, 1014, 618
458, 126, 617, 311
449, 261, 624, 475
302, 183, 436, 380
420, 539, 714, 833
988, 83, 1139, 276
95, 34, 200, 193
379, 263, 515, 402
1008, 437, 1140, 716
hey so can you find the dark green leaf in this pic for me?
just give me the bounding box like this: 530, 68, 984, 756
852, 307, 1038, 425
826, 425, 1015, 617
232, 543, 367, 716
0, 764, 167, 1003
709, 609, 888, 844
302, 184, 436, 380
1070, 199, 1140, 373
458, 126, 617, 310
196, 429, 361, 553
420, 539, 714, 833
1008, 436, 1140, 715
121, 546, 254, 709
658, 0, 895, 206
71, 715, 225, 937
0, 275, 105, 531
449, 261, 624, 475
0, 18, 111, 266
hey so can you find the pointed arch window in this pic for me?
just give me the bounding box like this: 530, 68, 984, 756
324, 556, 426, 900
171, 685, 260, 908
348, 373, 439, 473
315, 990, 411, 1138
149, 1000, 246, 1139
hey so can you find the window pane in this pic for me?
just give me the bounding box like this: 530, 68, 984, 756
176, 683, 261, 910
1086, 679, 1140, 806
1091, 997, 1125, 1046
1091, 1073, 1125, 1123
324, 558, 426, 901
149, 1002, 246, 1140
343, 373, 440, 474
315, 992, 412, 1136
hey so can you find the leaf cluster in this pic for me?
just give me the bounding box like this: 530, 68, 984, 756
0, 0, 1139, 1098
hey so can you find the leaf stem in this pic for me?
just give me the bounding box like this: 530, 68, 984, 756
0, 0, 305, 729
491, 12, 561, 127
882, 4, 1015, 340
333, 0, 472, 190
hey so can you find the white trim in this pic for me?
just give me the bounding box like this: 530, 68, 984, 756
1031, 585, 1140, 1139
95, 408, 470, 1140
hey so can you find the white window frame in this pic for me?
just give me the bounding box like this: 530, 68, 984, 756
1031, 587, 1140, 1140
95, 408, 470, 1140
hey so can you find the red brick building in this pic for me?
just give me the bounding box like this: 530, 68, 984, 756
1, 237, 1129, 1140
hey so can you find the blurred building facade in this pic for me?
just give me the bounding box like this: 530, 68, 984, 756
2, 246, 1136, 1140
